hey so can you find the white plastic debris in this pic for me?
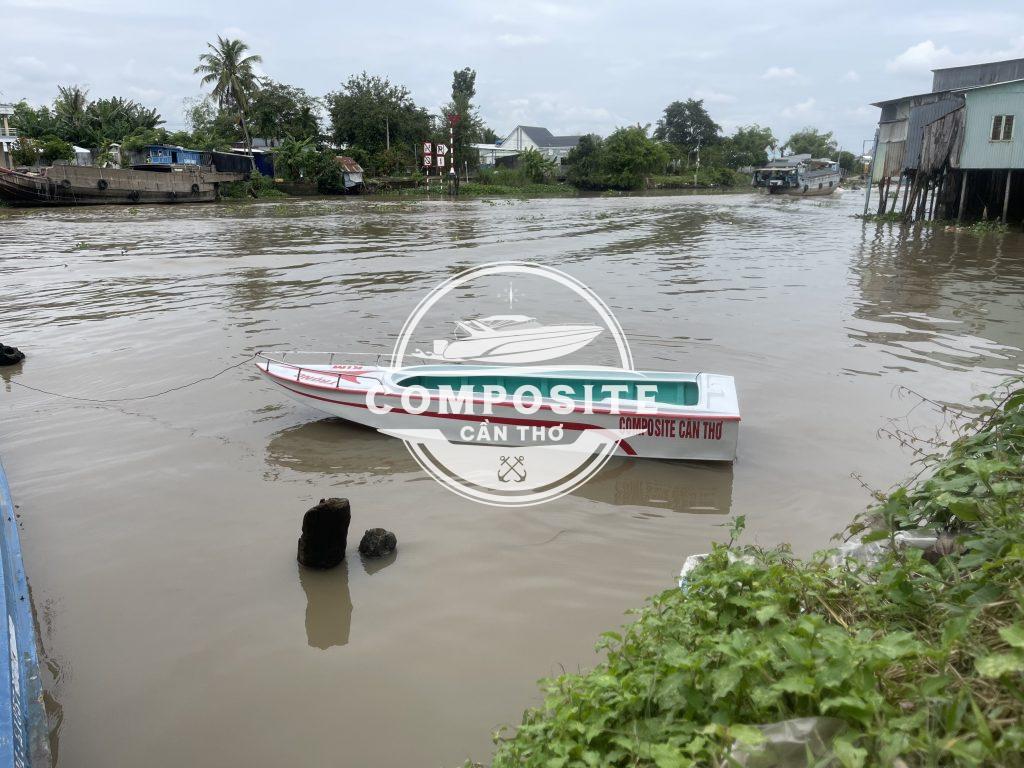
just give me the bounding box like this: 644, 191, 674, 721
728, 717, 847, 767
678, 553, 709, 588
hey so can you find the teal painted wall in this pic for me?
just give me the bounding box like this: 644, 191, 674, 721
961, 81, 1024, 169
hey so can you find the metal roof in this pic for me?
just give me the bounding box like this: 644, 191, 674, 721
335, 156, 363, 173
513, 126, 583, 148
932, 58, 1024, 91
950, 77, 1024, 93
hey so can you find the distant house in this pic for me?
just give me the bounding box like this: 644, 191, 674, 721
128, 144, 206, 168
474, 125, 584, 168
867, 57, 1024, 223
0, 103, 16, 168
335, 156, 364, 190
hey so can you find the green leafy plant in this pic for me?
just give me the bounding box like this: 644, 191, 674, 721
481, 380, 1024, 767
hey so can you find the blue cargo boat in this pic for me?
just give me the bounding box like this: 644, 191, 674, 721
0, 459, 51, 767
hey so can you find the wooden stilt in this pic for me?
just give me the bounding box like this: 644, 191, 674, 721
1003, 170, 1012, 223
904, 176, 921, 221
957, 171, 968, 222
900, 174, 911, 214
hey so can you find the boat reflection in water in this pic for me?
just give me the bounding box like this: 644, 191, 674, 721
266, 418, 733, 518
571, 457, 733, 517
265, 419, 420, 481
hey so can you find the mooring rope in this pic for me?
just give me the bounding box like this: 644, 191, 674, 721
6, 353, 257, 404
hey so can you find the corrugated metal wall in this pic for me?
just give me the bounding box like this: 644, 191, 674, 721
879, 120, 908, 142
904, 95, 964, 170
882, 141, 906, 177
959, 82, 1024, 169
870, 141, 906, 180
871, 142, 888, 182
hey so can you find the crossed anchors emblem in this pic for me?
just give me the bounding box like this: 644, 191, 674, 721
498, 455, 526, 483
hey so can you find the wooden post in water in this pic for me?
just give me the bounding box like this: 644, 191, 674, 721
863, 128, 878, 216
1003, 170, 1013, 223
957, 171, 968, 222
901, 174, 911, 214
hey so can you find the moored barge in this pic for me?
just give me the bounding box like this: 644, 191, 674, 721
0, 162, 248, 207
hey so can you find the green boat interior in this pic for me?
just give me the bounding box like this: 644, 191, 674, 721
394, 374, 701, 406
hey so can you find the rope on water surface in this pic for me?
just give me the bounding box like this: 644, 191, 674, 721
6, 353, 258, 404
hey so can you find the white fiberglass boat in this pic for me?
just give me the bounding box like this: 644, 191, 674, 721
415, 315, 603, 364
255, 353, 739, 461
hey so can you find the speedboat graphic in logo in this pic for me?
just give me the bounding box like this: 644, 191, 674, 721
414, 315, 603, 364
256, 261, 741, 507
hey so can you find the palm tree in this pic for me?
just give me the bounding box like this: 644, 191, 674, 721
54, 85, 92, 146
194, 36, 262, 154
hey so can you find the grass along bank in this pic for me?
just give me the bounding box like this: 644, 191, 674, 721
476, 381, 1024, 767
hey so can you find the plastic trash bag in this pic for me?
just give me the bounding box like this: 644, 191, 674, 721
729, 717, 846, 767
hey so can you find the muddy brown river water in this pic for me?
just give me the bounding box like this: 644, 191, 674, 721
2, 192, 1023, 767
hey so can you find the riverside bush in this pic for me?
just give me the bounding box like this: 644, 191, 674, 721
484, 381, 1024, 767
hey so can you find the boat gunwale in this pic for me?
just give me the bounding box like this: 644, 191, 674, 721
256, 356, 740, 421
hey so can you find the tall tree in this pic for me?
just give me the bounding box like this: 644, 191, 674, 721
599, 125, 669, 189
53, 85, 92, 145
194, 36, 262, 152
654, 99, 721, 154
782, 127, 838, 158
326, 72, 430, 171
249, 81, 321, 145
442, 67, 485, 172
87, 97, 163, 144
721, 124, 776, 169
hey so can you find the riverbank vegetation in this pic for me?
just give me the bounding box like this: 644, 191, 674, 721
8, 38, 857, 198
479, 380, 1024, 767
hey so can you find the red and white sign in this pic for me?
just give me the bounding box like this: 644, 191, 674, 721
435, 144, 448, 156
436, 155, 446, 168
423, 155, 433, 167
422, 142, 432, 155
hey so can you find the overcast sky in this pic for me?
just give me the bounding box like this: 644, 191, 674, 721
4, 0, 1024, 152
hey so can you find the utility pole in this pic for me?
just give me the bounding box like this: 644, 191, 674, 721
693, 142, 700, 187
385, 116, 390, 151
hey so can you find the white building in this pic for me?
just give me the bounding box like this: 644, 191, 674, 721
0, 104, 16, 168
474, 125, 583, 167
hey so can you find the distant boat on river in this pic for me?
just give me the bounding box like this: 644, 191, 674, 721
0, 144, 250, 207
752, 154, 841, 196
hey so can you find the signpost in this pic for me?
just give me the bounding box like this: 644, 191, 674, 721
422, 117, 461, 194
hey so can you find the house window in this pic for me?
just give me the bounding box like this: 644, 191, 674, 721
991, 114, 1014, 141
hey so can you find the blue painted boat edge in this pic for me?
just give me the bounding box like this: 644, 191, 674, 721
0, 458, 52, 768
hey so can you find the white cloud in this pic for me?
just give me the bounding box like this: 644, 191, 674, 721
694, 88, 736, 104
885, 40, 963, 74
220, 26, 249, 41
781, 97, 815, 118
843, 70, 860, 82
496, 33, 547, 47
762, 66, 797, 80
886, 37, 1024, 76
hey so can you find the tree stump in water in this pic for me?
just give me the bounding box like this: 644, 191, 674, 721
358, 528, 397, 558
0, 344, 26, 366
297, 498, 351, 569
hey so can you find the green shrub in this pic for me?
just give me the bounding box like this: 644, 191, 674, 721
11, 137, 40, 166
220, 174, 287, 199
485, 381, 1024, 767
39, 136, 75, 164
